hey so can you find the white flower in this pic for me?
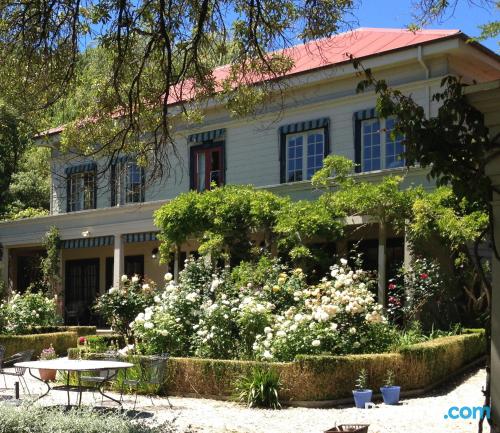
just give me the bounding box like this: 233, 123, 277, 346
142, 283, 150, 290
349, 327, 357, 335
312, 339, 321, 347
108, 287, 117, 294
264, 326, 272, 334
131, 275, 140, 283
294, 313, 303, 322
164, 272, 173, 281
262, 350, 273, 359
277, 330, 286, 337
340, 258, 348, 265
144, 322, 154, 329
121, 275, 128, 282
154, 296, 161, 303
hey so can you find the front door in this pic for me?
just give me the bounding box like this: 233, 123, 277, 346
65, 258, 100, 325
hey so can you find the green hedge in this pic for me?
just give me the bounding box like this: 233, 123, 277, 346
68, 330, 486, 402
58, 326, 96, 337
0, 331, 78, 358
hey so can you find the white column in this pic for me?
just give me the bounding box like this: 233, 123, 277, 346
377, 221, 387, 308
403, 221, 413, 271
113, 234, 125, 288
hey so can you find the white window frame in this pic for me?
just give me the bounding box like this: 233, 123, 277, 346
361, 117, 405, 172
68, 171, 95, 212
114, 161, 144, 205
285, 128, 325, 183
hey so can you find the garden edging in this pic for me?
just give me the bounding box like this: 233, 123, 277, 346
68, 330, 485, 405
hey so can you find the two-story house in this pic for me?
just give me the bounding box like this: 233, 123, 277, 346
1, 28, 499, 325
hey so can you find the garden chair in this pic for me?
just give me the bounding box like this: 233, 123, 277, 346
121, 353, 171, 410
0, 349, 34, 395
80, 353, 120, 404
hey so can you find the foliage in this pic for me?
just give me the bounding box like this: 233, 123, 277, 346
155, 185, 290, 264
94, 275, 157, 340
233, 367, 282, 409
0, 102, 30, 217
0, 291, 61, 335
355, 368, 368, 390
384, 369, 395, 387
40, 226, 61, 294
387, 258, 445, 325
131, 257, 390, 361
0, 404, 194, 433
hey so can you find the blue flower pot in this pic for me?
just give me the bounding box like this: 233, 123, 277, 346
352, 389, 372, 408
380, 386, 401, 405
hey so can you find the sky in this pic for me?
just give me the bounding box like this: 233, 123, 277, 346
353, 0, 499, 51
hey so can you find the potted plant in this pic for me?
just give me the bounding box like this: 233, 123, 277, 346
39, 345, 57, 381
380, 369, 401, 405
352, 368, 372, 409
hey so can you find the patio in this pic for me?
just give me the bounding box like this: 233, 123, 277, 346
0, 364, 487, 433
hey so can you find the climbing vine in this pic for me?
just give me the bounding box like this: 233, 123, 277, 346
40, 226, 61, 295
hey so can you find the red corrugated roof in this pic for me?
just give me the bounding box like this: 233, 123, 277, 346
40, 28, 465, 136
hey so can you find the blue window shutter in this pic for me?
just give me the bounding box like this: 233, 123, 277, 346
110, 163, 116, 206
279, 131, 287, 183
141, 166, 146, 202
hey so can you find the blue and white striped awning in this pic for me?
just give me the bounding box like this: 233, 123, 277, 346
61, 236, 114, 249
354, 108, 377, 121
279, 117, 329, 135
125, 232, 159, 243
65, 162, 97, 175
188, 128, 226, 143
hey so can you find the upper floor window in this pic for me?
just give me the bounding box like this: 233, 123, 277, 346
67, 167, 96, 212
286, 129, 325, 182
188, 129, 226, 192
280, 118, 330, 184
359, 116, 405, 172
111, 160, 145, 206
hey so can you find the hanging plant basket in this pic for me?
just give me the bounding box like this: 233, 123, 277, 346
324, 425, 369, 433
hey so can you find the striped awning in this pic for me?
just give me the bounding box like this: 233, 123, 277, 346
65, 162, 97, 175
279, 117, 329, 135
188, 128, 225, 143
125, 232, 159, 243
354, 108, 377, 121
61, 236, 114, 249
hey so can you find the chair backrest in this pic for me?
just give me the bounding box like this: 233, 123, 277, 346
10, 349, 34, 374
141, 353, 168, 386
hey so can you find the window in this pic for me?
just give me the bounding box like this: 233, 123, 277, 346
67, 171, 95, 212
190, 143, 224, 191
360, 117, 404, 172
286, 129, 325, 182
111, 161, 145, 205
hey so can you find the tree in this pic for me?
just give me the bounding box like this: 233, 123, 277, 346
0, 103, 30, 216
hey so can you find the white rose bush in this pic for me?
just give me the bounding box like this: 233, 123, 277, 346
130, 257, 393, 361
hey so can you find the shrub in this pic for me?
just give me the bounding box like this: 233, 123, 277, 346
0, 404, 194, 433
132, 257, 391, 361
0, 291, 61, 335
0, 331, 77, 357
94, 275, 157, 339
233, 367, 282, 409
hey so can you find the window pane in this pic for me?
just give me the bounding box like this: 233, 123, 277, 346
209, 150, 222, 187
361, 119, 381, 172
287, 135, 303, 182
125, 163, 143, 203
305, 131, 324, 180
385, 118, 405, 168
197, 152, 206, 191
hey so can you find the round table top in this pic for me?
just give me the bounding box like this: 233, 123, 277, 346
15, 359, 134, 371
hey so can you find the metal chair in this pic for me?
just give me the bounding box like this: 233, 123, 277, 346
122, 353, 171, 410
80, 354, 120, 404
0, 349, 34, 395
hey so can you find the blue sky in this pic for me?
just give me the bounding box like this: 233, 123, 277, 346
353, 0, 498, 51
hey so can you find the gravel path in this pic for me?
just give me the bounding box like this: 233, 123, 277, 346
0, 366, 487, 433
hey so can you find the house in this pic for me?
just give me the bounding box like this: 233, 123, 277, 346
1, 27, 499, 325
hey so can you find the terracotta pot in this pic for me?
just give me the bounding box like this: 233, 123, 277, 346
39, 368, 57, 382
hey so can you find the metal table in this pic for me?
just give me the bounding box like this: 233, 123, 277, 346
15, 359, 134, 408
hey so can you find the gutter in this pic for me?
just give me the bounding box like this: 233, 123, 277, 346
417, 45, 432, 116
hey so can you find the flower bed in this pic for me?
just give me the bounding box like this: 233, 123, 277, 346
68, 330, 485, 404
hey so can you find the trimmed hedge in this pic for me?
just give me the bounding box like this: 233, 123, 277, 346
0, 331, 78, 358
58, 326, 96, 337
68, 330, 486, 402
